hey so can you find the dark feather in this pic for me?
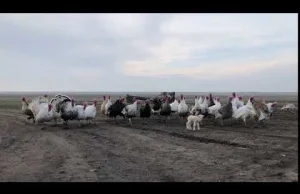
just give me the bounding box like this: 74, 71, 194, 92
108, 99, 126, 119
218, 102, 233, 120
140, 103, 151, 118
198, 109, 210, 118
178, 112, 189, 117
152, 98, 162, 111
160, 99, 172, 116
59, 101, 77, 122
208, 93, 215, 107
24, 109, 34, 117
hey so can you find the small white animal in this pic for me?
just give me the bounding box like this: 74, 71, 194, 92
186, 114, 204, 131
281, 103, 297, 110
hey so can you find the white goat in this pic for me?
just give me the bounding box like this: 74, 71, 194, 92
186, 114, 204, 131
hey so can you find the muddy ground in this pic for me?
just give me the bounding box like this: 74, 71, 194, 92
0, 93, 298, 182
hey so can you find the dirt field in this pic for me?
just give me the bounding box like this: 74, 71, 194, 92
0, 93, 298, 182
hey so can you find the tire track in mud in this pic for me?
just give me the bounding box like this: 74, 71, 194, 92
198, 126, 298, 141
0, 112, 99, 181
41, 132, 99, 181
72, 126, 246, 182
102, 118, 298, 153
103, 120, 254, 149
0, 112, 18, 117
75, 125, 297, 182
4, 110, 297, 153
90, 122, 298, 155
1, 130, 99, 181
63, 128, 157, 181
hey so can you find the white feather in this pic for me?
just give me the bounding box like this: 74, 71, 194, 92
28, 96, 49, 118
281, 103, 297, 110
208, 99, 221, 115
199, 97, 209, 112
105, 97, 112, 115
76, 104, 87, 120
49, 98, 61, 121
198, 96, 203, 104
85, 101, 97, 120
124, 101, 139, 116
170, 99, 179, 112
100, 96, 107, 115
178, 97, 188, 114
35, 103, 54, 123
232, 97, 256, 120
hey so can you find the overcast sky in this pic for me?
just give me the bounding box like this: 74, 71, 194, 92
0, 13, 297, 92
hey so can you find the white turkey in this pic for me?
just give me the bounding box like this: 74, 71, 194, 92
85, 99, 97, 124
100, 95, 107, 116
29, 98, 54, 130
36, 103, 54, 129
76, 101, 88, 127
190, 96, 201, 115
208, 97, 221, 115
252, 98, 270, 122
27, 95, 49, 120
177, 95, 189, 123
105, 95, 112, 117
260, 99, 278, 118
236, 96, 245, 109
213, 97, 217, 105
170, 98, 179, 113
265, 101, 278, 117
122, 98, 141, 125
232, 96, 257, 126
231, 92, 239, 107
198, 96, 203, 105
198, 96, 210, 117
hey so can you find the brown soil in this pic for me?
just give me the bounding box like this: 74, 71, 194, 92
0, 95, 298, 182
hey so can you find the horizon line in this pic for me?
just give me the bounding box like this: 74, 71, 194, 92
0, 91, 298, 93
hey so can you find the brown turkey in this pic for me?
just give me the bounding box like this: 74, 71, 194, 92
215, 97, 234, 126
159, 96, 172, 124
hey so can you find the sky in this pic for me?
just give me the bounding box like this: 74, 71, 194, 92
0, 13, 298, 92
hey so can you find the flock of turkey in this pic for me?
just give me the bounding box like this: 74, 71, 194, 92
20, 93, 297, 130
